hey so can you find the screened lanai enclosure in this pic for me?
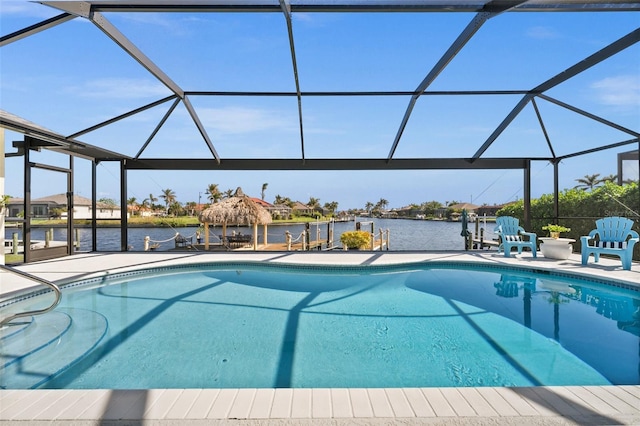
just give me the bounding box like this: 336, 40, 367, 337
1, 1, 639, 261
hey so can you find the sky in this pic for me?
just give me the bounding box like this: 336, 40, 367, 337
1, 1, 639, 211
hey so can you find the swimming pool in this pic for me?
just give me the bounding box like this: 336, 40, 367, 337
2, 262, 639, 390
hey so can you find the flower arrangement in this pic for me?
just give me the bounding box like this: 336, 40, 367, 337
542, 224, 571, 238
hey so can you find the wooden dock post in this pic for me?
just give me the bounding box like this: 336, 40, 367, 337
12, 232, 18, 255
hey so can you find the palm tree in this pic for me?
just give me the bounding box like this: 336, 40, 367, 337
324, 201, 339, 215
127, 197, 138, 216
376, 198, 389, 211
261, 183, 268, 200
223, 189, 234, 199
205, 184, 222, 203
307, 197, 320, 209
574, 173, 601, 191
365, 201, 374, 215
160, 188, 176, 214
599, 174, 618, 184
147, 193, 158, 209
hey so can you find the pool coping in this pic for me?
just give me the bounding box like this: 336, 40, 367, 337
1, 251, 639, 424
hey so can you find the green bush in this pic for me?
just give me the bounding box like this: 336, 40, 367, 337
497, 182, 639, 259
340, 230, 371, 249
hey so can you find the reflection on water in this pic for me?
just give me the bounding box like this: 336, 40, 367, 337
5, 218, 495, 252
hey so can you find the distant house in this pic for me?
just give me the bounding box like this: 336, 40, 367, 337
7, 194, 121, 219
449, 203, 479, 212
269, 204, 292, 220
394, 205, 421, 218
476, 204, 507, 217
292, 201, 313, 216
436, 203, 480, 221
249, 197, 292, 220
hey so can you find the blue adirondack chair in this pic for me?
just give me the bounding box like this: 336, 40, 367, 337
494, 216, 537, 258
581, 216, 639, 271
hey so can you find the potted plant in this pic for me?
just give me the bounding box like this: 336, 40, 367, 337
340, 230, 371, 250
542, 224, 571, 239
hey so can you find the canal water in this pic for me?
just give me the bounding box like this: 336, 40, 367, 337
5, 218, 497, 252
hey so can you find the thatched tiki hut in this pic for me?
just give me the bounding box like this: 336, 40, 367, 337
198, 187, 272, 250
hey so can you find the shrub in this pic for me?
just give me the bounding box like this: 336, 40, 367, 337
340, 230, 371, 249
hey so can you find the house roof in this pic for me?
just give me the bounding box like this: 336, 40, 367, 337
450, 203, 480, 211
292, 201, 311, 210
11, 193, 120, 209
249, 197, 274, 208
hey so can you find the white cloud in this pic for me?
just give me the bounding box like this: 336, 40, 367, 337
590, 75, 640, 108
65, 78, 170, 99
525, 26, 559, 40
198, 106, 296, 134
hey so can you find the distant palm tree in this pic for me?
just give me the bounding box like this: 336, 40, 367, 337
365, 201, 374, 214
599, 174, 618, 184
261, 183, 268, 200
160, 188, 176, 214
574, 173, 601, 191
147, 193, 158, 209
223, 189, 234, 199
127, 197, 138, 216
376, 198, 389, 211
307, 197, 320, 209
324, 201, 339, 214
206, 184, 222, 203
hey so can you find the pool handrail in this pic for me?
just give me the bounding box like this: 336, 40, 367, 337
0, 264, 61, 326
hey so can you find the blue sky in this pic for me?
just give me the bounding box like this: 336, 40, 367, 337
1, 1, 639, 210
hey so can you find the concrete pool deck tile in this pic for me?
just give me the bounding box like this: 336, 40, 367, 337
228, 388, 258, 419
0, 389, 54, 420
385, 388, 414, 417
290, 388, 312, 418
419, 388, 456, 417
270, 388, 293, 418
457, 387, 499, 417
474, 387, 520, 417
439, 387, 477, 416
348, 388, 373, 417
184, 389, 219, 419
249, 388, 275, 418
330, 388, 353, 417
73, 390, 112, 420
604, 386, 640, 411
208, 388, 238, 418
367, 388, 394, 417
403, 388, 436, 417
585, 386, 639, 414
311, 388, 332, 418
493, 387, 540, 416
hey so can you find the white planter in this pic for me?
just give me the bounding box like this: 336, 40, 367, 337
539, 237, 575, 260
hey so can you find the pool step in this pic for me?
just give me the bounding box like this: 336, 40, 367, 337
0, 308, 108, 389
1, 311, 72, 371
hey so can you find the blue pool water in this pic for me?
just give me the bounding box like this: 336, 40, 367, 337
2, 262, 639, 389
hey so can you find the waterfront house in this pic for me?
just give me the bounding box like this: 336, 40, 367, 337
292, 201, 314, 217
476, 204, 508, 218
249, 197, 292, 220
7, 194, 121, 220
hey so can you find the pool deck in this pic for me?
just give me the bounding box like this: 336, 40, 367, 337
1, 251, 639, 425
